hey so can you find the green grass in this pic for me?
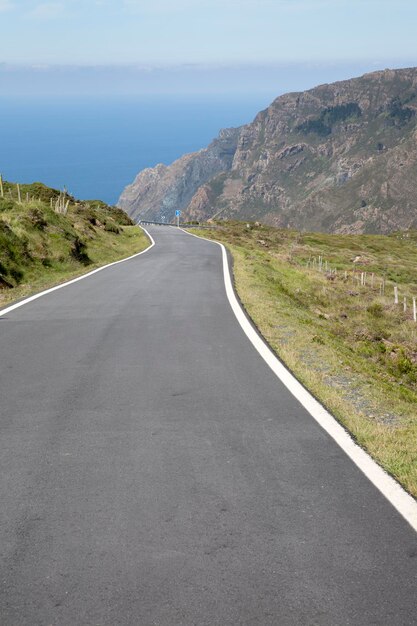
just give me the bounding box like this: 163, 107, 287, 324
0, 181, 149, 308
193, 221, 417, 498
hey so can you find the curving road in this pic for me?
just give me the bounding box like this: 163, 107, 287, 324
0, 225, 416, 625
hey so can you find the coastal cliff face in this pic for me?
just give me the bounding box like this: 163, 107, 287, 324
119, 68, 417, 233
117, 128, 240, 223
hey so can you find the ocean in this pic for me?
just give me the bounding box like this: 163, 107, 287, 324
0, 95, 269, 206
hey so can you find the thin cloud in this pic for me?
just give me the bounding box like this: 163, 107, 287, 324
123, 0, 199, 14
121, 0, 345, 16
27, 2, 67, 20
122, 0, 395, 12
0, 0, 13, 12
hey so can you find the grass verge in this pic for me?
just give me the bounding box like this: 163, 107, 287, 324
193, 221, 417, 498
0, 181, 149, 309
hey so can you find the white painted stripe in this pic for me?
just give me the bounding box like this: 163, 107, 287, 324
0, 227, 155, 317
181, 227, 417, 533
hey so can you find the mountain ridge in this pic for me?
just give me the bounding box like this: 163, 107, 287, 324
118, 67, 417, 233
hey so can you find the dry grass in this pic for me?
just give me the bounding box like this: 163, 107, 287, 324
0, 188, 149, 309
193, 221, 417, 498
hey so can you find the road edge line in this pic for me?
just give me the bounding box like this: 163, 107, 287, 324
0, 226, 155, 318
181, 226, 417, 533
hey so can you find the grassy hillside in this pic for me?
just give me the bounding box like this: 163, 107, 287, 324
0, 180, 149, 308
193, 221, 417, 497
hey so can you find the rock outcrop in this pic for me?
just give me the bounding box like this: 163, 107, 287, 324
119, 68, 417, 233
117, 128, 240, 223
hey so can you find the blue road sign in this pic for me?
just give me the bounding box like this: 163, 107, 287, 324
175, 210, 181, 217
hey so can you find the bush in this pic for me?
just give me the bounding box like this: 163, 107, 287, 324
387, 97, 416, 127
107, 207, 133, 226
367, 302, 384, 318
296, 102, 362, 136
104, 222, 120, 234
0, 198, 15, 212
27, 208, 48, 230
396, 353, 414, 375
71, 237, 90, 265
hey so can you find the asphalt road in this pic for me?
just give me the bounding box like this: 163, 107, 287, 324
0, 225, 416, 626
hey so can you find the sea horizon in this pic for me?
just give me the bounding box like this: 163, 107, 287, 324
0, 94, 271, 206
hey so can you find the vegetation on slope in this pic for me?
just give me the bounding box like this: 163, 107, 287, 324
295, 102, 362, 137
0, 180, 148, 308
194, 221, 417, 497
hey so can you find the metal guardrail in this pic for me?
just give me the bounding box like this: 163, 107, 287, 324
137, 220, 212, 229
137, 220, 171, 226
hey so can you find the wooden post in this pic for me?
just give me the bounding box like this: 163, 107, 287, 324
413, 297, 417, 322
0, 174, 3, 199
403, 297, 407, 313
371, 273, 374, 288
17, 184, 21, 204
394, 285, 399, 304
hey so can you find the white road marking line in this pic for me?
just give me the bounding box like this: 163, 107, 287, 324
181, 226, 417, 533
0, 227, 155, 317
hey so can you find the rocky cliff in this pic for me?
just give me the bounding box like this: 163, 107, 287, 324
119, 68, 417, 233
117, 127, 240, 223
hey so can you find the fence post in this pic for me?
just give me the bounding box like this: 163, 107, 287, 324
413, 297, 417, 323
394, 285, 399, 304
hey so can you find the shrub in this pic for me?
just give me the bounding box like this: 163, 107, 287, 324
296, 102, 362, 136
396, 353, 414, 375
71, 237, 90, 265
0, 198, 15, 212
387, 97, 416, 126
104, 222, 120, 234
27, 208, 48, 230
367, 302, 384, 318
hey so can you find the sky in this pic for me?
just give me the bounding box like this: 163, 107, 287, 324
0, 0, 416, 95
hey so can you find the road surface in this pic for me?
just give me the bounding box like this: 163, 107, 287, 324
0, 225, 416, 625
